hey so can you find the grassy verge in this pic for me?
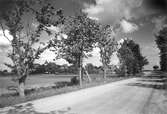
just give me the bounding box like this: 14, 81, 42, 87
0, 75, 132, 108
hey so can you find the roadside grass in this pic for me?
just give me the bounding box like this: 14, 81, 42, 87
0, 74, 133, 108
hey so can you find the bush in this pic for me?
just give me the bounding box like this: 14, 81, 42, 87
153, 65, 159, 71
70, 76, 79, 85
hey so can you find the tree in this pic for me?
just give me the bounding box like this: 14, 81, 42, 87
0, 1, 64, 97
85, 63, 94, 74
127, 40, 149, 73
117, 39, 134, 76
98, 25, 117, 78
155, 27, 167, 71
45, 62, 61, 74
53, 12, 100, 86
117, 38, 148, 76
31, 63, 46, 74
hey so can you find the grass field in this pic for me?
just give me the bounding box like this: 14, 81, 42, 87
0, 73, 130, 107
0, 74, 77, 96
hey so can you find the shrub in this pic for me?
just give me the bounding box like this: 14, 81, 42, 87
70, 76, 79, 85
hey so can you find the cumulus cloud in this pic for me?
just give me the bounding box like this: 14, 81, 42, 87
120, 19, 138, 33
0, 30, 13, 46
83, 5, 104, 15
0, 29, 13, 70
83, 0, 143, 24
47, 25, 60, 32
88, 16, 99, 21
109, 52, 120, 66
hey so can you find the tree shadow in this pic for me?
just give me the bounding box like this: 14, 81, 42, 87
127, 82, 167, 90
139, 78, 167, 83
0, 103, 76, 114
127, 74, 167, 90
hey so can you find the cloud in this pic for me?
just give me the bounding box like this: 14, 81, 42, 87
83, 0, 143, 24
88, 16, 99, 21
83, 5, 104, 15
109, 52, 120, 66
152, 16, 167, 32
120, 19, 138, 33
47, 25, 60, 32
0, 30, 13, 46
0, 29, 12, 60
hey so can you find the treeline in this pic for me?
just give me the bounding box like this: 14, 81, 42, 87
117, 38, 149, 75
155, 26, 167, 71
31, 62, 103, 75
0, 0, 149, 96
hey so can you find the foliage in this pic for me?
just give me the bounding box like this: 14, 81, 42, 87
31, 62, 79, 74
31, 63, 46, 74
0, 0, 64, 96
117, 40, 134, 75
117, 38, 148, 75
98, 25, 117, 78
155, 27, 167, 71
85, 63, 102, 74
51, 12, 101, 85
153, 65, 159, 70
56, 13, 100, 64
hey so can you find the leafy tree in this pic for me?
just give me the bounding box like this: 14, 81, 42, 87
155, 27, 167, 71
0, 1, 64, 97
85, 63, 101, 74
44, 62, 59, 74
53, 12, 100, 86
118, 39, 148, 76
85, 63, 94, 74
98, 25, 117, 78
117, 40, 134, 76
127, 40, 149, 73
68, 65, 78, 74
31, 63, 46, 74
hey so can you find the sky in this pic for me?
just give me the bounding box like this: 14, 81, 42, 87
0, 0, 167, 70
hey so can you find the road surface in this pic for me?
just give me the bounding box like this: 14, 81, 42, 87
1, 71, 167, 114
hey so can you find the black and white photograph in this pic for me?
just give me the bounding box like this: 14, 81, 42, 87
0, 0, 167, 114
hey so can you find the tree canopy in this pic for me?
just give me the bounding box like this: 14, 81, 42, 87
51, 12, 101, 85
0, 0, 64, 97
155, 27, 167, 71
118, 38, 148, 75
98, 25, 117, 78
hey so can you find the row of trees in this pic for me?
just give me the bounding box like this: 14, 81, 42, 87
117, 39, 149, 75
155, 26, 167, 71
0, 0, 148, 97
31, 62, 101, 74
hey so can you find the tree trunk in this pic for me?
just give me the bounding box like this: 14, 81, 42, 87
79, 55, 83, 87
79, 65, 82, 87
124, 65, 128, 77
18, 75, 26, 97
103, 68, 107, 79
83, 66, 91, 82
18, 81, 25, 97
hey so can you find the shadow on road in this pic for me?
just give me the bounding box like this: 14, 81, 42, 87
0, 103, 75, 114
127, 72, 167, 90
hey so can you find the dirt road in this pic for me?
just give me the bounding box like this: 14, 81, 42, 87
1, 72, 167, 114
